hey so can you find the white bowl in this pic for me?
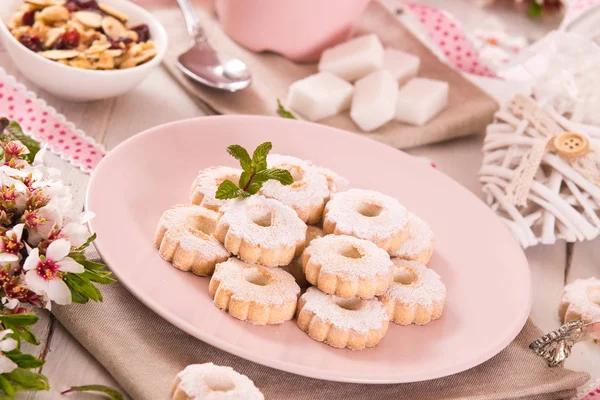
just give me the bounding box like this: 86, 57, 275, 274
0, 0, 168, 101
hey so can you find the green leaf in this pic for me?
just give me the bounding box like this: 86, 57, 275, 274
4, 368, 49, 391
68, 286, 88, 304
527, 0, 543, 17
18, 326, 39, 346
277, 100, 296, 119
74, 233, 96, 252
79, 270, 116, 285
5, 352, 44, 369
80, 260, 109, 272
252, 142, 272, 171
245, 182, 262, 195
215, 180, 246, 200
0, 375, 14, 398
0, 314, 39, 327
5, 122, 40, 163
238, 170, 252, 191
64, 273, 103, 302
254, 168, 293, 186
61, 385, 124, 400
226, 145, 252, 171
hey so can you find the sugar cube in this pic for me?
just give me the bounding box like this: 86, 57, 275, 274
287, 72, 354, 121
318, 34, 384, 82
395, 78, 448, 126
382, 48, 420, 85
350, 70, 397, 132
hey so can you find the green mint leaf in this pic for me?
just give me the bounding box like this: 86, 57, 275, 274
74, 234, 96, 252
252, 142, 272, 171
527, 1, 542, 17
6, 122, 40, 163
0, 375, 15, 397
4, 368, 49, 391
61, 385, 124, 400
0, 314, 39, 327
245, 182, 262, 195
254, 168, 293, 186
277, 100, 296, 119
215, 180, 246, 200
238, 170, 252, 190
5, 352, 44, 369
226, 145, 252, 171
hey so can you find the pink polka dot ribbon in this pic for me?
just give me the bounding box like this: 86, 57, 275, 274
0, 67, 106, 173
403, 1, 497, 78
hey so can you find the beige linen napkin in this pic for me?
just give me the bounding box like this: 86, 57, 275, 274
52, 267, 589, 400
155, 1, 498, 149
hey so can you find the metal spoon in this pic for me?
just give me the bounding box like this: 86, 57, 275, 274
176, 0, 251, 92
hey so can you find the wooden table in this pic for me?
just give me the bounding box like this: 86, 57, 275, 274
1, 3, 599, 398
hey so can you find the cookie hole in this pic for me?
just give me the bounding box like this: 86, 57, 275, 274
248, 207, 273, 227
394, 267, 418, 285
335, 298, 362, 311
216, 174, 240, 186
356, 202, 383, 217
587, 288, 600, 307
203, 372, 236, 392
186, 215, 216, 236
243, 267, 271, 286
338, 244, 363, 259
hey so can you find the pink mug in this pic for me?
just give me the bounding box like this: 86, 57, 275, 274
215, 0, 371, 62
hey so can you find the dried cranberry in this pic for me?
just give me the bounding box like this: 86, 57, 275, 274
130, 24, 151, 42
65, 0, 99, 11
61, 29, 80, 48
19, 34, 42, 52
108, 37, 133, 49
21, 10, 36, 27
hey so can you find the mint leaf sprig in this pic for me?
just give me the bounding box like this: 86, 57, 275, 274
215, 142, 293, 200
277, 100, 296, 119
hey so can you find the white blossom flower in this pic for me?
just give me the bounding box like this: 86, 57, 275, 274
23, 239, 83, 305
1, 297, 19, 310
60, 211, 95, 248
0, 224, 24, 263
0, 329, 18, 374
24, 206, 62, 246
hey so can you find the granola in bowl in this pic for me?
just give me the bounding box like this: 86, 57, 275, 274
6, 0, 158, 70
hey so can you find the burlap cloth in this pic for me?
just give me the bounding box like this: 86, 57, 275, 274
155, 1, 499, 149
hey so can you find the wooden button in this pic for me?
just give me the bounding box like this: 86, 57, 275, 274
553, 132, 589, 158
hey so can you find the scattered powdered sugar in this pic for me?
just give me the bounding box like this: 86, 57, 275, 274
562, 277, 600, 321
176, 363, 263, 399
167, 226, 229, 260
213, 258, 300, 305
391, 213, 434, 258
218, 195, 306, 249
325, 189, 408, 241
300, 287, 388, 333
317, 167, 350, 194
158, 204, 216, 232
190, 166, 243, 210
304, 235, 392, 278
260, 154, 329, 213
382, 259, 445, 305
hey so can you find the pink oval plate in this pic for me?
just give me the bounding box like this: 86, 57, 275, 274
87, 116, 531, 384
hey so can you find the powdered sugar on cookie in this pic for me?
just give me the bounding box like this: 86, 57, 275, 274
260, 155, 329, 224
190, 166, 243, 211
383, 259, 445, 306
391, 213, 435, 263
298, 287, 389, 334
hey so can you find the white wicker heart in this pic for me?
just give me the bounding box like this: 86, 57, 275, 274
479, 95, 600, 248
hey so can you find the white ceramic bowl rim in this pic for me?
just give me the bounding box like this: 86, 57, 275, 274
0, 0, 168, 75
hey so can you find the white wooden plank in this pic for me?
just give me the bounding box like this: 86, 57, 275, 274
24, 322, 128, 400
